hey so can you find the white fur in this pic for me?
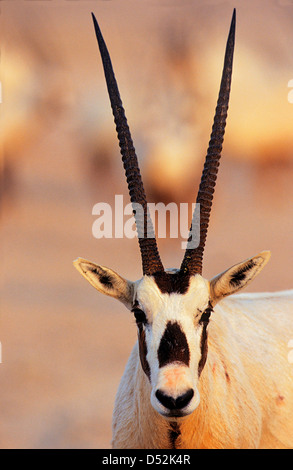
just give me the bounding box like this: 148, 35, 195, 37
112, 288, 293, 448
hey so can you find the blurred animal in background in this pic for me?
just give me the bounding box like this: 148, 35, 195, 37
74, 11, 293, 449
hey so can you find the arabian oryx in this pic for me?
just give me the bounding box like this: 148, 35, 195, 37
74, 10, 293, 449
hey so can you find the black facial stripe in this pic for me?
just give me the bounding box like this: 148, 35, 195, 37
158, 321, 190, 368
132, 307, 147, 324
137, 324, 151, 380
199, 304, 213, 324
133, 300, 151, 378
198, 322, 208, 377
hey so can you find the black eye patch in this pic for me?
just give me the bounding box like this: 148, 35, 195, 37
199, 306, 213, 324
132, 307, 147, 325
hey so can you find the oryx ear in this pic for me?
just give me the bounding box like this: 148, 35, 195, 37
73, 258, 134, 309
209, 251, 271, 306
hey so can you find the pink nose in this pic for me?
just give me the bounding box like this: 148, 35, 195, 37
155, 388, 194, 411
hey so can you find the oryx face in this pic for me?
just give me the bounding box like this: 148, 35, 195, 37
134, 273, 210, 417
74, 251, 270, 418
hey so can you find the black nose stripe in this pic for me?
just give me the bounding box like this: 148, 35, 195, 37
158, 321, 190, 368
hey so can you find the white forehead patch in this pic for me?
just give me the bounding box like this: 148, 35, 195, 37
135, 273, 210, 321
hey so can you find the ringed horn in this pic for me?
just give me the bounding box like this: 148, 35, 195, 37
91, 9, 236, 277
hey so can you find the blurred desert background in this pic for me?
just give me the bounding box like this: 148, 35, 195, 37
0, 0, 293, 448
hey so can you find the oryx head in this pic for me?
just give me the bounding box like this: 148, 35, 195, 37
74, 10, 271, 419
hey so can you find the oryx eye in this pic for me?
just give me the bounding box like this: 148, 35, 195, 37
132, 308, 147, 325
199, 307, 212, 324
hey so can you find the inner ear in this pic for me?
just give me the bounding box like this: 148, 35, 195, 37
209, 251, 271, 305
96, 269, 114, 288
73, 258, 134, 309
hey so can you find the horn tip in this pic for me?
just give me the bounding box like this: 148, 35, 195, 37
91, 12, 101, 38
231, 8, 236, 33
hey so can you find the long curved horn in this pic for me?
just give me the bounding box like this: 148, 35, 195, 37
180, 9, 236, 276
91, 13, 164, 276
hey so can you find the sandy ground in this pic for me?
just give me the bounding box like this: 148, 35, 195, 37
0, 1, 293, 449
